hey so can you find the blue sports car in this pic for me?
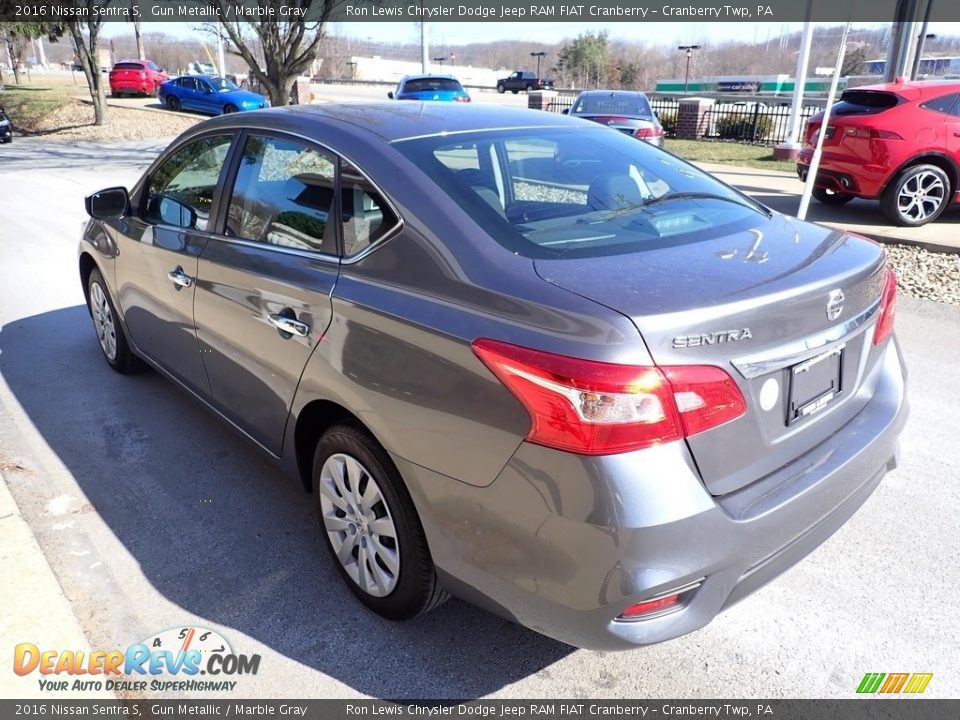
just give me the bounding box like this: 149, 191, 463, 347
388, 74, 471, 102
159, 75, 269, 115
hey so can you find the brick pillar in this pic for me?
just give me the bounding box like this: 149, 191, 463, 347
290, 76, 312, 105
527, 90, 558, 112
676, 97, 716, 139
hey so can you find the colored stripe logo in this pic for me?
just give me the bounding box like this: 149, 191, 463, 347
857, 673, 933, 694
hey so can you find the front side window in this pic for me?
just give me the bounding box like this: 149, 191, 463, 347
226, 134, 337, 253
396, 128, 768, 259
145, 134, 233, 230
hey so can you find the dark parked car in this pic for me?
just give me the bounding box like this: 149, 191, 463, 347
496, 70, 554, 94
799, 79, 960, 226
159, 75, 269, 115
388, 74, 471, 102
0, 107, 11, 144
566, 90, 665, 147
109, 60, 168, 97
79, 104, 906, 650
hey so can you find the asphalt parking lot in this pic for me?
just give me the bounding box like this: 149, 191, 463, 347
0, 137, 958, 700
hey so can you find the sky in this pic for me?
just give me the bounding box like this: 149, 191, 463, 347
104, 20, 960, 50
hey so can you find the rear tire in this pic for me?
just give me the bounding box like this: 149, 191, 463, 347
812, 186, 855, 205
525, 84, 534, 92
880, 163, 951, 227
87, 268, 142, 375
166, 95, 181, 112
312, 422, 447, 620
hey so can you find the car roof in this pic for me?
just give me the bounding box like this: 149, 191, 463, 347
578, 90, 649, 97
846, 79, 960, 99
400, 74, 460, 82
200, 102, 581, 143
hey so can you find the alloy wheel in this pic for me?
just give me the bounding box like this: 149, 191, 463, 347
897, 170, 946, 223
89, 282, 117, 361
318, 452, 400, 597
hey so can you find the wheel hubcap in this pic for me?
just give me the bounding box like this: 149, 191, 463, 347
318, 453, 400, 597
898, 171, 945, 222
89, 282, 117, 361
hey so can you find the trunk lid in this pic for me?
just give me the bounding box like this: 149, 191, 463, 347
534, 214, 888, 495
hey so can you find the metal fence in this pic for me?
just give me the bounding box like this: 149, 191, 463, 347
545, 93, 823, 147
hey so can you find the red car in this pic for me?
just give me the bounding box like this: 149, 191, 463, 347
109, 60, 169, 98
798, 79, 960, 226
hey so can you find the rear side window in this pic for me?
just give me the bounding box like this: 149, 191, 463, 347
145, 134, 233, 230
340, 161, 400, 257
113, 62, 143, 71
832, 91, 901, 116
226, 134, 337, 254
920, 93, 960, 117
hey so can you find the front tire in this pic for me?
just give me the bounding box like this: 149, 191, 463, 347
223, 104, 238, 114
812, 186, 855, 205
496, 84, 505, 94
313, 423, 447, 620
881, 163, 951, 227
87, 268, 141, 374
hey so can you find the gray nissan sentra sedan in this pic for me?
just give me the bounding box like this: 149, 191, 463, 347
79, 103, 906, 650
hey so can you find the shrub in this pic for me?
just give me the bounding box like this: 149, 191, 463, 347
716, 114, 773, 141
658, 111, 677, 136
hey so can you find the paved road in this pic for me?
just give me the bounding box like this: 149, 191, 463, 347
0, 138, 958, 700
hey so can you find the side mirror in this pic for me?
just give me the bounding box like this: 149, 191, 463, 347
85, 187, 129, 219
387, 91, 394, 99
561, 108, 569, 115
157, 196, 198, 228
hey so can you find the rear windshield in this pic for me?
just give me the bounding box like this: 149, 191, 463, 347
113, 62, 143, 71
394, 128, 767, 260
402, 78, 463, 93
832, 90, 901, 116
574, 94, 653, 118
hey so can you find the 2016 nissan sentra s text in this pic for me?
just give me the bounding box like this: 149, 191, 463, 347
79, 104, 907, 650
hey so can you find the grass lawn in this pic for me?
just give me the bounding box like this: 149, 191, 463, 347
0, 83, 81, 133
666, 139, 797, 173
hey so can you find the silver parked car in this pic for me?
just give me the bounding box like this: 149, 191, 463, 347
79, 104, 906, 650
566, 90, 665, 147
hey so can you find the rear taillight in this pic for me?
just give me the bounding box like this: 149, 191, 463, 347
874, 268, 898, 345
844, 127, 902, 140
634, 127, 664, 140
471, 339, 746, 455
455, 96, 471, 103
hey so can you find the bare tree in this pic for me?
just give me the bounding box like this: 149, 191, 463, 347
63, 15, 109, 125
209, 0, 343, 107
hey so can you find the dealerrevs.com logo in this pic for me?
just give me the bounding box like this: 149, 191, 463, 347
13, 626, 260, 693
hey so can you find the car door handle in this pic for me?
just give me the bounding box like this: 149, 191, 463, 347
167, 267, 193, 289
268, 313, 310, 338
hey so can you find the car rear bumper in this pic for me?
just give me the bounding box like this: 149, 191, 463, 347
111, 80, 152, 93
797, 149, 889, 197
397, 336, 907, 650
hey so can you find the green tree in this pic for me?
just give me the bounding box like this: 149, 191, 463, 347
555, 31, 609, 89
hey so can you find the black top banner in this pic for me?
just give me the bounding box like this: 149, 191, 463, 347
3, 0, 960, 23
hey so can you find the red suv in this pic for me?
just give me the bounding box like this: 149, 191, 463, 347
798, 79, 960, 226
109, 60, 169, 98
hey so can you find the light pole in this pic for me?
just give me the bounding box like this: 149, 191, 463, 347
677, 45, 701, 93
530, 51, 546, 77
